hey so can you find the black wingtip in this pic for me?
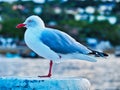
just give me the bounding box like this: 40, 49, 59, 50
103, 53, 109, 57
89, 50, 109, 57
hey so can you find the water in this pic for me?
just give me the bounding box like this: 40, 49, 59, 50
0, 55, 120, 90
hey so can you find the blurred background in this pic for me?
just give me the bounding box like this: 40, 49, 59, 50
0, 0, 120, 89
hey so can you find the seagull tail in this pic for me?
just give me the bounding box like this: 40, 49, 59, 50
88, 50, 108, 57
72, 53, 97, 62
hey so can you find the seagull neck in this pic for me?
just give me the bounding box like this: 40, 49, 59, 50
26, 27, 43, 38
27, 26, 45, 30
38, 22, 45, 28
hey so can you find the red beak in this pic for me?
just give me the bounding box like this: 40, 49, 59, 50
16, 23, 26, 28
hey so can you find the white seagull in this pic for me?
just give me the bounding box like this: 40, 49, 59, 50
16, 15, 108, 77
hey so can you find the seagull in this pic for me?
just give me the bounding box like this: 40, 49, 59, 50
16, 15, 108, 77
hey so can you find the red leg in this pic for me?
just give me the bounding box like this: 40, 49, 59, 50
38, 60, 53, 78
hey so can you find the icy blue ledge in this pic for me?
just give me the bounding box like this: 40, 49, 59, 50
0, 77, 91, 90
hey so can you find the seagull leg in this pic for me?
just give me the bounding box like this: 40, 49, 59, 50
38, 60, 53, 78
47, 60, 53, 77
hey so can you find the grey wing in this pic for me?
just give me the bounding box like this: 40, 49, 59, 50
40, 28, 91, 54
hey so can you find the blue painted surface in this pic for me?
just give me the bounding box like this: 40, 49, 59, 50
0, 77, 91, 90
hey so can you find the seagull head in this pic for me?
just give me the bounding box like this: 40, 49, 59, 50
16, 15, 45, 29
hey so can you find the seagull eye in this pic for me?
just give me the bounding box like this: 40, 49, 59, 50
28, 20, 32, 23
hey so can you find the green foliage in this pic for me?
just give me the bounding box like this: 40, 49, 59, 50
59, 19, 120, 45
83, 20, 120, 45
0, 1, 120, 46
0, 18, 25, 39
